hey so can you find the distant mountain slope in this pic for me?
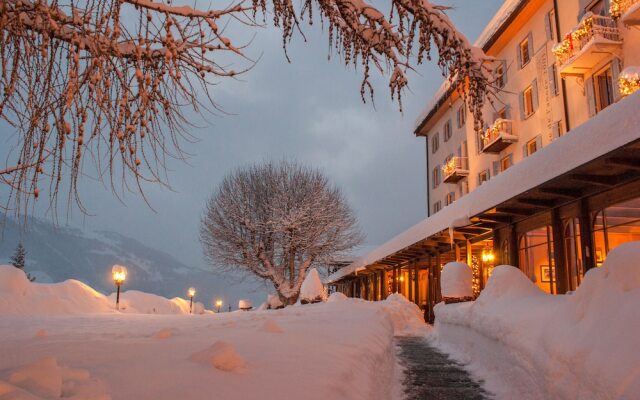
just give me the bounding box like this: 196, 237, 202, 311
0, 217, 266, 307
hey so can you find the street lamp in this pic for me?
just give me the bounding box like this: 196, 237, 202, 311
112, 265, 127, 310
215, 299, 223, 313
188, 287, 196, 314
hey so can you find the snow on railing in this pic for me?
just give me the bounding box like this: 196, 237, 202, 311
552, 13, 622, 66
482, 119, 514, 148
611, 0, 640, 19
442, 157, 468, 177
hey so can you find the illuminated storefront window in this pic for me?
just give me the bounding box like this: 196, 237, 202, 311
593, 197, 640, 265
519, 226, 556, 294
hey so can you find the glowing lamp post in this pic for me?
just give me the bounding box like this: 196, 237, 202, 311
188, 287, 197, 314
112, 265, 128, 310
215, 299, 223, 313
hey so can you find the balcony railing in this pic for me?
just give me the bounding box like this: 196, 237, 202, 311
611, 0, 640, 24
552, 13, 622, 75
482, 119, 517, 154
442, 157, 469, 183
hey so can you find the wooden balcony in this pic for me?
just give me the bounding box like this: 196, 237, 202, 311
442, 157, 469, 184
553, 14, 622, 76
612, 0, 640, 25
481, 119, 517, 154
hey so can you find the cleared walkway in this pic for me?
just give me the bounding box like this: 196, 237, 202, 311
396, 337, 493, 400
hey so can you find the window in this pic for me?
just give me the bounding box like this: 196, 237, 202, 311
432, 167, 441, 188
549, 64, 559, 97
433, 201, 442, 214
526, 137, 539, 156
594, 66, 615, 112
519, 226, 556, 294
552, 120, 564, 139
478, 170, 490, 186
456, 105, 466, 128
431, 132, 439, 154
523, 85, 535, 118
496, 107, 508, 120
519, 37, 531, 67
445, 192, 456, 206
443, 120, 452, 142
587, 0, 607, 16
500, 154, 513, 172
593, 197, 640, 264
495, 62, 506, 88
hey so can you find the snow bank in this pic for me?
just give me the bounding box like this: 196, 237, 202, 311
0, 266, 205, 315
376, 293, 428, 336
299, 268, 327, 304
441, 262, 473, 298
2, 357, 110, 400
327, 291, 349, 302
432, 243, 640, 400
189, 341, 247, 373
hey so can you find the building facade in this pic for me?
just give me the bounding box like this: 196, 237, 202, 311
327, 0, 640, 321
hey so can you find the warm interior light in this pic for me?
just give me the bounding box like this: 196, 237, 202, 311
112, 265, 128, 284
399, 276, 405, 282
188, 287, 196, 298
481, 249, 495, 263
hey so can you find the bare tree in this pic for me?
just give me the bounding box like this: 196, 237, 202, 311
0, 0, 496, 215
200, 161, 363, 305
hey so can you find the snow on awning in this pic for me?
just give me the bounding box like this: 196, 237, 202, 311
327, 92, 640, 284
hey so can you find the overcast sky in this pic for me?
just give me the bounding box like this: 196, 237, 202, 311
1, 1, 504, 297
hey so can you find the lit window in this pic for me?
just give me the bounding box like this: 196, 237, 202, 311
500, 155, 513, 172
478, 170, 490, 185
594, 66, 615, 112
526, 138, 539, 156
523, 85, 535, 117
520, 38, 530, 67
445, 192, 456, 206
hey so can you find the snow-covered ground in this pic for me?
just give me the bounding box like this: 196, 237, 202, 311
0, 266, 427, 400
430, 242, 640, 400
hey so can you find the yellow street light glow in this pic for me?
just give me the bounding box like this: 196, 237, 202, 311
112, 265, 128, 285
188, 287, 196, 298
215, 299, 223, 307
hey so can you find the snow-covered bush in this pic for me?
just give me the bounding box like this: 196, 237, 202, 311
299, 268, 327, 304
327, 292, 349, 303
441, 262, 474, 300
238, 300, 253, 311
266, 294, 285, 310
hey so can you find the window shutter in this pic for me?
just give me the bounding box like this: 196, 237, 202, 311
523, 143, 529, 158
527, 32, 534, 60
536, 135, 543, 150
477, 174, 481, 186
486, 168, 491, 179
552, 121, 561, 139
519, 91, 526, 120
516, 43, 522, 69
502, 60, 508, 86
585, 77, 596, 117
508, 154, 514, 168
505, 104, 512, 120
611, 58, 622, 102
492, 161, 500, 176
545, 13, 552, 41
548, 65, 558, 96
532, 79, 539, 111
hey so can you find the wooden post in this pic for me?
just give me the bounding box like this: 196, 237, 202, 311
435, 252, 442, 303
408, 263, 414, 302
414, 263, 420, 307
392, 267, 397, 293
552, 208, 569, 294
579, 198, 596, 272
509, 225, 519, 269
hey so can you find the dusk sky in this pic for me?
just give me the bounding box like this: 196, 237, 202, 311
1, 0, 504, 293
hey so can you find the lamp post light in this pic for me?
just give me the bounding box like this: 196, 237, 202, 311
188, 287, 196, 314
111, 265, 128, 310
481, 249, 495, 264
215, 299, 223, 313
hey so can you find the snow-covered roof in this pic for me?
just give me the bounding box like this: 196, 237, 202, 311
414, 0, 528, 133
327, 92, 640, 284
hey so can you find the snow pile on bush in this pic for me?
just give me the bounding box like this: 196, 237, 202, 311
327, 291, 349, 302
376, 293, 428, 336
265, 294, 284, 310
432, 242, 640, 399
0, 265, 206, 315
189, 341, 247, 373
299, 268, 327, 304
1, 357, 110, 399
441, 262, 473, 299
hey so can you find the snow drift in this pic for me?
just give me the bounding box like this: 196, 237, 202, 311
432, 242, 640, 400
0, 266, 205, 315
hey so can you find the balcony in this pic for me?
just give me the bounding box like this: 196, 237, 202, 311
552, 13, 622, 76
481, 119, 517, 154
611, 0, 640, 25
442, 157, 469, 184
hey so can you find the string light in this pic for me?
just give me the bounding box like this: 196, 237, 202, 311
619, 68, 640, 97
552, 14, 620, 66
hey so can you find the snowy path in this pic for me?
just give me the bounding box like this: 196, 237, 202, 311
396, 337, 492, 400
